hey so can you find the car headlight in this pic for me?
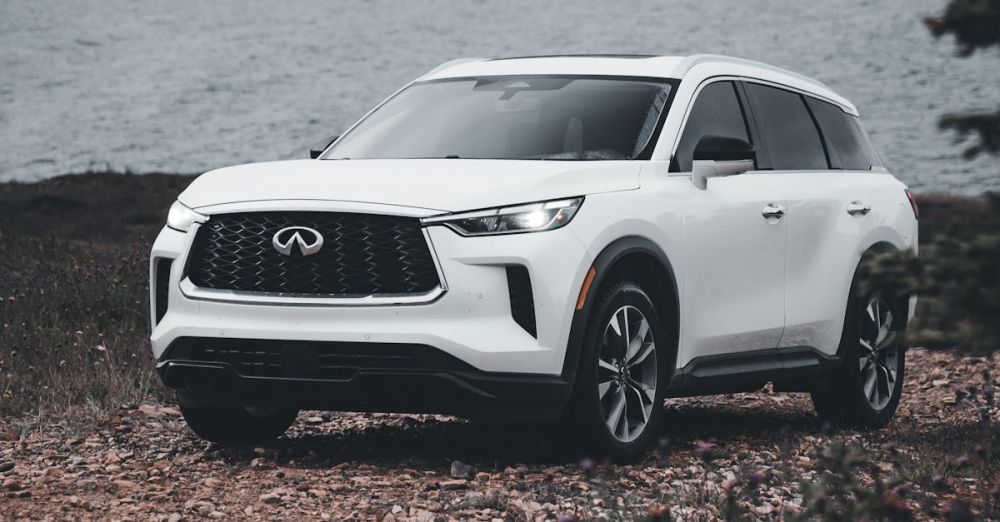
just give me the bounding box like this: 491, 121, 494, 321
422, 197, 583, 236
166, 201, 207, 232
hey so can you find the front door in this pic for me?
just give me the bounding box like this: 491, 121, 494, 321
673, 80, 787, 365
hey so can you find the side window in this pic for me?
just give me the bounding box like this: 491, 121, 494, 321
745, 83, 828, 170
806, 98, 882, 170
673, 81, 750, 172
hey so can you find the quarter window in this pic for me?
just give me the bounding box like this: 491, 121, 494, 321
745, 83, 828, 170
807, 98, 882, 170
673, 81, 750, 172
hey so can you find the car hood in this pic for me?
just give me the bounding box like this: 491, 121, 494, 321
178, 159, 640, 213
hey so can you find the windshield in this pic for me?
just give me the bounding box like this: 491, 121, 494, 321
324, 76, 676, 161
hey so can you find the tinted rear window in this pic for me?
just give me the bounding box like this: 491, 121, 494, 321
807, 98, 882, 170
745, 83, 828, 170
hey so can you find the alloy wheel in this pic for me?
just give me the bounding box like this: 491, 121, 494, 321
598, 305, 658, 442
858, 297, 900, 410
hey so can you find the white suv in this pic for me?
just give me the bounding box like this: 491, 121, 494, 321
150, 54, 918, 460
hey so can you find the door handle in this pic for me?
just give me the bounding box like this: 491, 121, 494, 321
847, 201, 871, 216
762, 204, 785, 220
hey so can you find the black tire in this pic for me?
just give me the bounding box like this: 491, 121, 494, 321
177, 393, 298, 444
811, 276, 906, 429
568, 280, 671, 463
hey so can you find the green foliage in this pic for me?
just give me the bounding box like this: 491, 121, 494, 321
940, 109, 1000, 159
794, 442, 913, 521
924, 0, 1000, 56
863, 230, 1000, 352
923, 0, 1000, 158
888, 0, 1000, 352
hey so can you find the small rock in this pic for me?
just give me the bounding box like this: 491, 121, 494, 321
204, 477, 221, 488
195, 502, 215, 516
259, 492, 281, 505
450, 460, 474, 479
167, 514, 183, 522
0, 461, 14, 473
440, 479, 468, 490
137, 404, 164, 417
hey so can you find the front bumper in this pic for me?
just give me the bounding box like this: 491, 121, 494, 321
149, 201, 593, 383
156, 338, 571, 419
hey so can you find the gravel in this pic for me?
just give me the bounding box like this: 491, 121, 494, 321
0, 348, 996, 520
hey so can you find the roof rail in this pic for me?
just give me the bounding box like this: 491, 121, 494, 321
672, 54, 830, 90
419, 57, 488, 80
490, 54, 660, 61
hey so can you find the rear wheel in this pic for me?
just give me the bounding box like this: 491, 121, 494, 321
177, 393, 298, 444
569, 281, 670, 462
812, 290, 905, 428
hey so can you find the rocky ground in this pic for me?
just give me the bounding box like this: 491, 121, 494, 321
0, 348, 997, 521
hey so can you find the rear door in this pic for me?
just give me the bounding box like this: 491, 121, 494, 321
743, 82, 885, 356
678, 81, 787, 361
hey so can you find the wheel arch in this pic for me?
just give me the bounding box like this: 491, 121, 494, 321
561, 236, 680, 385
835, 239, 912, 359
852, 239, 905, 285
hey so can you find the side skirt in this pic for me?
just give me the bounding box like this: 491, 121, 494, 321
666, 346, 842, 398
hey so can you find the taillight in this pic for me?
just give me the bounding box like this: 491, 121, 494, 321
905, 190, 919, 219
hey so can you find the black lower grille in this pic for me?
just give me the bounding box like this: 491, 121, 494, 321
154, 258, 172, 324
186, 212, 440, 296
506, 266, 537, 337
162, 338, 475, 380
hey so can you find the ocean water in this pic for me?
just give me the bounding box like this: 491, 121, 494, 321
1, 0, 998, 193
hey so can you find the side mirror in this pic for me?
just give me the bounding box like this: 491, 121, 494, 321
310, 135, 339, 159
690, 136, 755, 190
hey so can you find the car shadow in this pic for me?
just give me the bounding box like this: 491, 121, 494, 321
210, 396, 826, 468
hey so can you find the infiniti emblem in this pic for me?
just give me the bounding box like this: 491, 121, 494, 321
272, 226, 324, 256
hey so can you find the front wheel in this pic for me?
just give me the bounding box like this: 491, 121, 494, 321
178, 393, 299, 444
812, 293, 905, 428
568, 281, 670, 462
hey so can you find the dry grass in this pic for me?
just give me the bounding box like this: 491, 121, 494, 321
0, 234, 165, 416
0, 171, 192, 418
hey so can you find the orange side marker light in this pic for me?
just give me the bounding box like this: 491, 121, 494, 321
576, 267, 597, 311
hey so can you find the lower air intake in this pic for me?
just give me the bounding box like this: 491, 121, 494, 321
506, 265, 537, 337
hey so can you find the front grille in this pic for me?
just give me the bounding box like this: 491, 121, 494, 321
162, 338, 475, 380
186, 212, 440, 296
